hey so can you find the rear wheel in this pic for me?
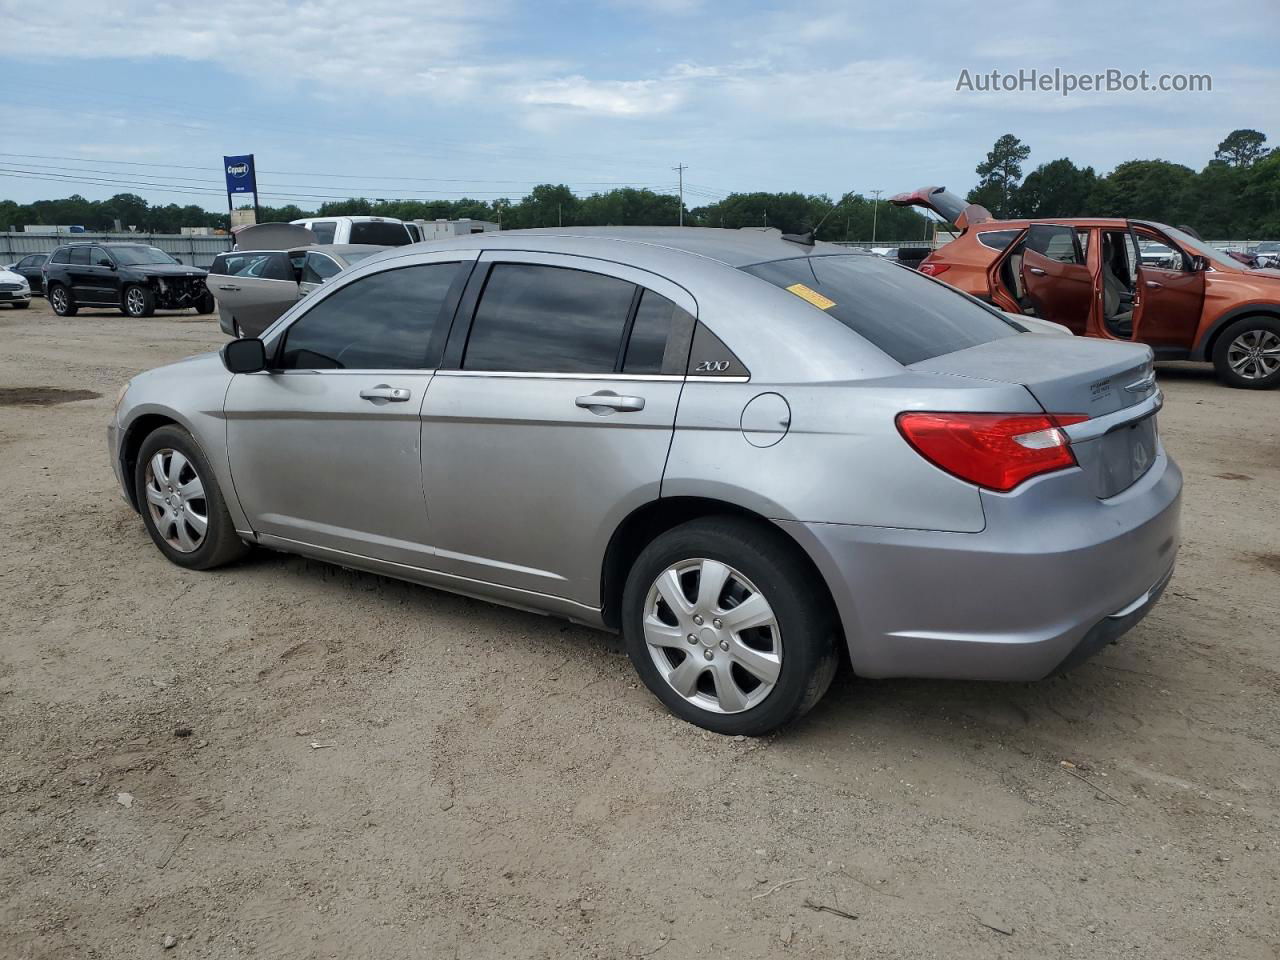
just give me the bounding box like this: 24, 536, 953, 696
621, 516, 837, 736
1213, 316, 1280, 389
134, 425, 249, 570
122, 284, 156, 318
49, 283, 77, 316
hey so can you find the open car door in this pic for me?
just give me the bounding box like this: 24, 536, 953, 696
1019, 224, 1093, 334
889, 185, 993, 231
1129, 225, 1206, 350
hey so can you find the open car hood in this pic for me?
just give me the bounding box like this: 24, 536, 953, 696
889, 186, 993, 230
233, 222, 318, 250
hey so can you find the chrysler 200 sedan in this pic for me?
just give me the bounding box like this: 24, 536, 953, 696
108, 227, 1182, 736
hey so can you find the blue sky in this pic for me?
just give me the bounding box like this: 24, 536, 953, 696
2, 0, 1277, 212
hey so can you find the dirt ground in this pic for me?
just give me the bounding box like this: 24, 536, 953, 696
1, 295, 1277, 960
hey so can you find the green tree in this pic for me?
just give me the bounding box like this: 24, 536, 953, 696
1214, 129, 1270, 167
1013, 159, 1098, 218
968, 134, 1030, 218
1097, 159, 1196, 224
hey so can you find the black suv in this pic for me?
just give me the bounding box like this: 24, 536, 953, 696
43, 243, 215, 318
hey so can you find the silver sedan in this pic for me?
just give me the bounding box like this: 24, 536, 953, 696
109, 227, 1181, 736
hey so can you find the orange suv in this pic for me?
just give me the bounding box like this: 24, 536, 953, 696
891, 186, 1280, 388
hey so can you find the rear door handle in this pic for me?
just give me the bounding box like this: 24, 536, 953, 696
576, 392, 645, 412
1027, 266, 1047, 276
360, 385, 411, 402
217, 284, 241, 292
1145, 280, 1163, 289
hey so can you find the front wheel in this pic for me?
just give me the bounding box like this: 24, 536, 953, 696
622, 516, 837, 736
195, 290, 216, 315
48, 283, 77, 316
134, 425, 249, 570
122, 284, 156, 318
1213, 316, 1280, 389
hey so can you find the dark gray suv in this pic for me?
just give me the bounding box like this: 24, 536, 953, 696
44, 242, 215, 318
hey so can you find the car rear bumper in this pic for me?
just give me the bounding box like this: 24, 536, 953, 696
779, 449, 1182, 681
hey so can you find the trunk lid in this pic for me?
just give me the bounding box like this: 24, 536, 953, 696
889, 185, 993, 230
912, 334, 1160, 498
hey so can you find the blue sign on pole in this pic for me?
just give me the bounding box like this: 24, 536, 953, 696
223, 155, 257, 195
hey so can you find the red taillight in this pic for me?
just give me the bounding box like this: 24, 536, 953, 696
918, 261, 950, 276
896, 412, 1089, 492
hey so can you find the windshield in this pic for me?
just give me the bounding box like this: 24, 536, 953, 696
743, 254, 1019, 365
1254, 242, 1280, 253
1157, 226, 1240, 270
110, 246, 178, 266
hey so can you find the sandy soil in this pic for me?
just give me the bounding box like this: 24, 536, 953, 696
1, 297, 1278, 960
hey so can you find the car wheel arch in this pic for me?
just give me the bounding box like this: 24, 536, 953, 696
119, 412, 183, 511
1196, 304, 1280, 361
598, 496, 843, 649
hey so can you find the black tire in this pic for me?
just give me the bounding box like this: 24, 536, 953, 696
122, 284, 156, 318
195, 290, 216, 315
621, 516, 838, 736
1212, 315, 1280, 389
48, 283, 77, 316
134, 425, 250, 570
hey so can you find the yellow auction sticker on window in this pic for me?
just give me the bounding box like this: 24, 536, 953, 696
785, 282, 836, 310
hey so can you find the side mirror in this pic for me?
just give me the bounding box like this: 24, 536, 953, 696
221, 337, 267, 373
98, 259, 114, 268
1189, 255, 1209, 272
174, 256, 183, 264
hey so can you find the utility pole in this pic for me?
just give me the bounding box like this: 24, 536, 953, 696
672, 163, 687, 226
869, 189, 883, 245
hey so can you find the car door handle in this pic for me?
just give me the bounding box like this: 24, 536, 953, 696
1145, 280, 1163, 289
359, 385, 411, 402
1027, 266, 1047, 276
576, 392, 645, 412
216, 284, 241, 292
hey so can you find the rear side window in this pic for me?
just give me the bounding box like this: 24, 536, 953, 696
1025, 224, 1083, 264
279, 262, 461, 370
308, 221, 337, 244
622, 289, 694, 375
350, 221, 412, 246
69, 246, 91, 265
462, 263, 636, 373
743, 255, 1018, 366
302, 253, 342, 285
50, 248, 70, 264
977, 229, 1021, 251
222, 252, 291, 281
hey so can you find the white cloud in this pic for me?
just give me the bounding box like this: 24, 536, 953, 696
519, 76, 684, 116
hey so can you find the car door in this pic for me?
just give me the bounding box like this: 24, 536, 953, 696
224, 251, 474, 568
420, 252, 695, 608
1129, 226, 1206, 350
86, 246, 121, 304
67, 246, 97, 301
299, 251, 342, 296
210, 251, 299, 337
1019, 223, 1094, 334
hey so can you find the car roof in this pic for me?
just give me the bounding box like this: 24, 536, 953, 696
407, 226, 872, 268
221, 243, 388, 258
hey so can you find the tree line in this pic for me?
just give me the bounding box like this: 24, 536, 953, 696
967, 129, 1279, 237
2, 127, 1275, 240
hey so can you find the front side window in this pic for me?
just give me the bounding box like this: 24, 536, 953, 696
91, 246, 113, 267
743, 254, 1018, 366
279, 262, 461, 370
462, 263, 637, 373
308, 221, 337, 244
302, 253, 342, 285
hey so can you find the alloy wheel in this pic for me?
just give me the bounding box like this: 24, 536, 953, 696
126, 287, 147, 316
143, 449, 208, 553
51, 287, 67, 312
643, 558, 782, 714
1227, 329, 1280, 380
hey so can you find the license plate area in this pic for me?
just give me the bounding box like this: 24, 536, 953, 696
1092, 414, 1158, 498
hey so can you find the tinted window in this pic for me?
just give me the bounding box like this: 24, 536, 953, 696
977, 229, 1021, 251
91, 246, 113, 266
69, 246, 91, 265
51, 248, 70, 264
1026, 225, 1082, 264
19, 255, 45, 268
221, 252, 291, 281
742, 255, 1018, 366
623, 289, 693, 374
109, 246, 177, 266
350, 221, 412, 246
279, 262, 461, 370
302, 253, 342, 285
463, 263, 636, 373
309, 221, 337, 244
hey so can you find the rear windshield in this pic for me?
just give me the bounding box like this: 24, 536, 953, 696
350, 221, 412, 246
742, 254, 1019, 365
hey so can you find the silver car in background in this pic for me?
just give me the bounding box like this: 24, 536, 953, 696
109, 227, 1181, 736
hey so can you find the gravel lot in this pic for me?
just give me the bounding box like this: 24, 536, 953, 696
1, 296, 1278, 960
